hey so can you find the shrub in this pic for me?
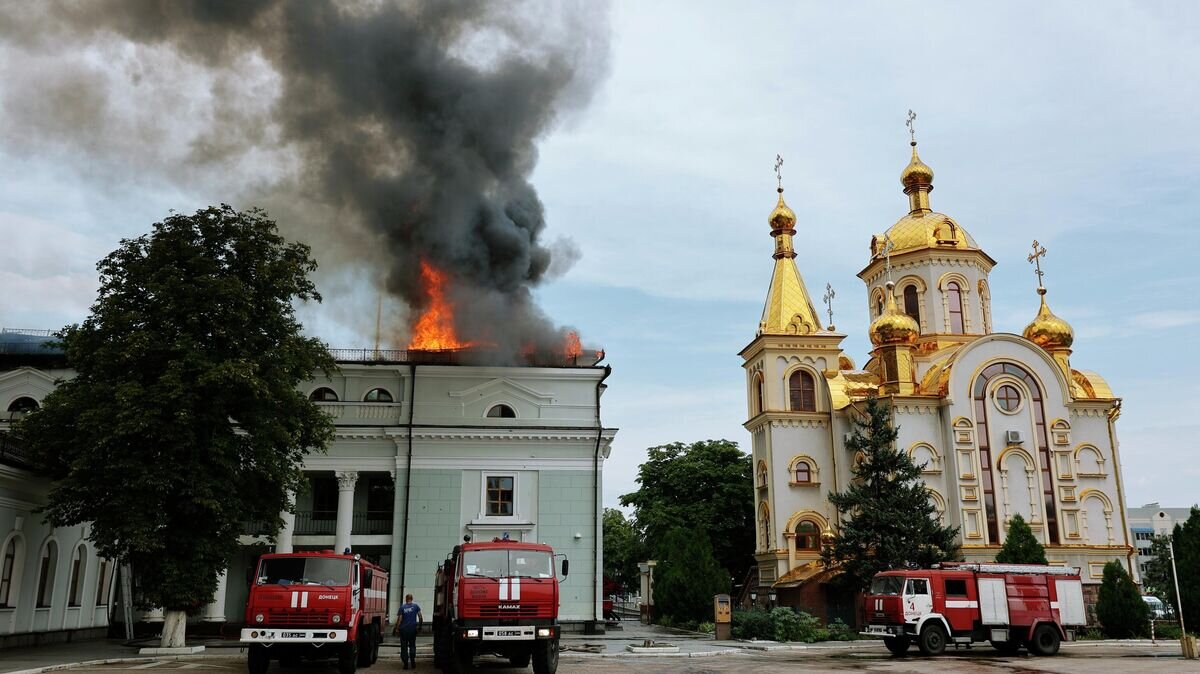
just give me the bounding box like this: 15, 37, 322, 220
696, 621, 715, 635
731, 608, 774, 640
1155, 622, 1182, 640
1078, 627, 1104, 641
826, 619, 859, 641
771, 607, 823, 642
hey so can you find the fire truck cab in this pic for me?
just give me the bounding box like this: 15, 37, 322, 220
861, 563, 1086, 657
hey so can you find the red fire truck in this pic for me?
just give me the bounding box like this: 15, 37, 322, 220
241, 551, 389, 674
433, 538, 567, 673
861, 563, 1087, 657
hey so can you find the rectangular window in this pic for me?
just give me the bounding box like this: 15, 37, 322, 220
485, 476, 515, 517
906, 578, 929, 596
311, 475, 338, 520
95, 560, 112, 606
945, 579, 968, 596
68, 557, 83, 607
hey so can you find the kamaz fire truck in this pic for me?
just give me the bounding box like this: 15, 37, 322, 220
861, 563, 1087, 656
433, 537, 567, 674
241, 551, 389, 674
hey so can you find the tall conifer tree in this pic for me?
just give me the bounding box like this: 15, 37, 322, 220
824, 397, 959, 590
995, 514, 1048, 565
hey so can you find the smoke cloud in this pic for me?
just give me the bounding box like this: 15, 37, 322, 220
0, 0, 610, 360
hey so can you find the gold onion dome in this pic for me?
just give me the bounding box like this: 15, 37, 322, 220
1023, 288, 1074, 349
901, 141, 934, 189
768, 188, 796, 230
869, 282, 919, 347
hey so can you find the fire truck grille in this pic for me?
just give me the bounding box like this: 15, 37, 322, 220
475, 606, 544, 618
267, 609, 335, 626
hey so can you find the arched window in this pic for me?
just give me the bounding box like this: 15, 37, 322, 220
37, 541, 58, 608
487, 404, 516, 418
759, 504, 771, 550
363, 388, 393, 403
6, 396, 38, 420
795, 520, 820, 551
902, 285, 920, 324
0, 537, 18, 608
788, 371, 817, 412
756, 461, 768, 489
68, 544, 86, 607
793, 461, 812, 484
755, 375, 765, 415
946, 281, 965, 333
875, 296, 884, 318
309, 387, 339, 402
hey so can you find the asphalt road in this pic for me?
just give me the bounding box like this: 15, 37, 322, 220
53, 646, 1200, 674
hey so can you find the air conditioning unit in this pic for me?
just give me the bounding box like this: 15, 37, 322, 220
1005, 430, 1023, 444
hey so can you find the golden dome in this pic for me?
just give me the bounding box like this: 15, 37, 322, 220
869, 283, 920, 347
878, 211, 978, 255
768, 188, 796, 230
901, 142, 934, 189
1023, 289, 1074, 349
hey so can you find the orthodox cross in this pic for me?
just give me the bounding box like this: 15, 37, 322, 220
906, 109, 917, 143
774, 154, 784, 189
1028, 239, 1047, 288
822, 283, 836, 328
881, 234, 896, 285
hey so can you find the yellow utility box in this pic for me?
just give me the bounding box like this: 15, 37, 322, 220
713, 594, 732, 640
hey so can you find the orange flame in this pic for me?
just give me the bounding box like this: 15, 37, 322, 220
408, 260, 472, 350
564, 331, 582, 360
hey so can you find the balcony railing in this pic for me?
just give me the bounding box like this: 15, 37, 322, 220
352, 511, 394, 535
0, 431, 36, 470
243, 511, 394, 537
295, 510, 338, 535
313, 402, 403, 424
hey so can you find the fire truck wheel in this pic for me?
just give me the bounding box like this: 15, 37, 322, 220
883, 637, 910, 656
368, 625, 381, 665
1028, 624, 1061, 656
451, 643, 474, 674
917, 623, 947, 656
531, 639, 558, 674
356, 627, 373, 667
338, 642, 358, 674
247, 645, 270, 674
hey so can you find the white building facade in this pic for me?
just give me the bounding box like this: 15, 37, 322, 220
0, 337, 615, 643
742, 142, 1134, 622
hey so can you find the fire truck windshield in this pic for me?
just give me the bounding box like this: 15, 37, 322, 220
870, 576, 903, 596
462, 550, 553, 579
257, 557, 352, 586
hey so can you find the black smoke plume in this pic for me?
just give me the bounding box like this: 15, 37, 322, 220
0, 1, 609, 360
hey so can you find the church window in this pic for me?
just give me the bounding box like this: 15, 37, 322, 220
795, 520, 819, 551
794, 461, 812, 484
68, 544, 86, 607
902, 285, 921, 324
487, 404, 516, 418
486, 475, 515, 516
875, 296, 884, 318
946, 281, 965, 333
363, 387, 393, 402
995, 385, 1021, 413
37, 541, 57, 608
759, 504, 771, 550
755, 375, 765, 415
309, 387, 338, 402
0, 538, 16, 608
789, 371, 817, 412
756, 461, 768, 489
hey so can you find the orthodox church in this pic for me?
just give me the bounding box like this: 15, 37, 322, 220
740, 135, 1132, 622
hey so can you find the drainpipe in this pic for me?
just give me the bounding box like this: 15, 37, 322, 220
592, 361, 611, 630
400, 364, 416, 596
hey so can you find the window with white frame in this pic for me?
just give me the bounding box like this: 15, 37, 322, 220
484, 475, 515, 517
95, 559, 113, 606
68, 544, 86, 607
37, 541, 57, 608
0, 537, 16, 608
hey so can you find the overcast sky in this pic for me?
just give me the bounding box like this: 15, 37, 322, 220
2, 1, 1198, 510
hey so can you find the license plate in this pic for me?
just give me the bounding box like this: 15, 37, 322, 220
497, 630, 521, 637
282, 632, 305, 638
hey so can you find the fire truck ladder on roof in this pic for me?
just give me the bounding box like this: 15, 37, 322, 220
936, 562, 1080, 576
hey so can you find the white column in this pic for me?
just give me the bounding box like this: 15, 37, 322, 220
277, 491, 297, 553
334, 471, 359, 554
203, 569, 229, 622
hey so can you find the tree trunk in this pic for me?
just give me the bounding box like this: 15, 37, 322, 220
161, 609, 188, 648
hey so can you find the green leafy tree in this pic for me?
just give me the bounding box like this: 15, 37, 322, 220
653, 526, 729, 624
1096, 560, 1150, 638
995, 514, 1048, 565
823, 397, 959, 590
602, 508, 641, 593
19, 205, 335, 647
1142, 507, 1200, 625
619, 439, 753, 584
